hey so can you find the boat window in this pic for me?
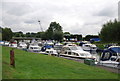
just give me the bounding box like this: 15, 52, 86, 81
103, 52, 110, 59
50, 51, 53, 53
46, 51, 49, 53
65, 52, 67, 54
110, 57, 117, 61
34, 47, 39, 49
85, 45, 90, 47
70, 47, 78, 50
112, 53, 117, 56
74, 53, 79, 56
30, 47, 33, 49
111, 47, 120, 53
117, 59, 120, 62
68, 52, 71, 55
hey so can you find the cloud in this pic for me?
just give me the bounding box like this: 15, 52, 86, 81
1, 0, 119, 36
94, 6, 117, 17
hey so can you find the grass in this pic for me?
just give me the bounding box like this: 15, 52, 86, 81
2, 46, 118, 79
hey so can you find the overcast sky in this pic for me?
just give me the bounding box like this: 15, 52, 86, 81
1, 0, 119, 36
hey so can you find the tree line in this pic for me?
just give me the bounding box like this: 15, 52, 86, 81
99, 19, 120, 43
1, 19, 119, 43
1, 22, 83, 41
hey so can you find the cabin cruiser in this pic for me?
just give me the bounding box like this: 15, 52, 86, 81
27, 44, 41, 53
99, 56, 120, 69
0, 41, 4, 45
60, 45, 96, 59
82, 43, 97, 51
54, 43, 63, 53
9, 42, 17, 48
99, 46, 120, 68
43, 48, 58, 56
4, 41, 9, 46
17, 42, 27, 49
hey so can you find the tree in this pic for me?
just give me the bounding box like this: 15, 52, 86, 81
13, 31, 24, 37
46, 22, 63, 41
25, 32, 31, 37
74, 34, 82, 41
99, 19, 120, 42
83, 35, 99, 41
64, 32, 71, 41
2, 27, 13, 41
53, 31, 63, 41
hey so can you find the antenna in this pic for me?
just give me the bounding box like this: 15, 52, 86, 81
38, 20, 43, 32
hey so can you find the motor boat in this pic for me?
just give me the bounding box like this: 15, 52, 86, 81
99, 56, 120, 69
54, 43, 63, 53
60, 45, 96, 59
45, 48, 58, 56
27, 44, 41, 53
99, 46, 120, 68
9, 42, 17, 48
4, 41, 9, 46
82, 43, 97, 51
0, 41, 4, 45
17, 42, 27, 49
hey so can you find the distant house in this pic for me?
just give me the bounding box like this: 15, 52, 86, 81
90, 38, 101, 42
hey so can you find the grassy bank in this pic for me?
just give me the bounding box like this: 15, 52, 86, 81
2, 46, 118, 79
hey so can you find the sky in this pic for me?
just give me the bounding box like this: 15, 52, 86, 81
0, 0, 119, 36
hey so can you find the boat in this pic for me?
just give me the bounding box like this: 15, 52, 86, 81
0, 41, 4, 45
44, 48, 58, 56
99, 56, 120, 69
60, 45, 96, 59
54, 43, 63, 53
4, 41, 10, 46
17, 42, 27, 49
82, 43, 97, 51
27, 44, 41, 53
99, 46, 120, 68
9, 42, 17, 48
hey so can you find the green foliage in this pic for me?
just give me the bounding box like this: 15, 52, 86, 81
100, 19, 120, 42
2, 46, 118, 79
46, 22, 63, 41
2, 27, 13, 41
13, 31, 24, 37
0, 33, 2, 41
83, 35, 99, 41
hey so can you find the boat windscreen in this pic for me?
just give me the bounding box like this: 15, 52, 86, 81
111, 47, 120, 53
70, 46, 83, 50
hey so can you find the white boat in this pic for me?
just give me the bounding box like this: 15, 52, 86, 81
60, 45, 96, 59
0, 41, 4, 45
17, 42, 27, 49
9, 42, 17, 48
27, 45, 41, 53
99, 56, 120, 69
4, 41, 9, 46
99, 46, 120, 68
45, 48, 58, 56
54, 43, 63, 53
82, 44, 97, 51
